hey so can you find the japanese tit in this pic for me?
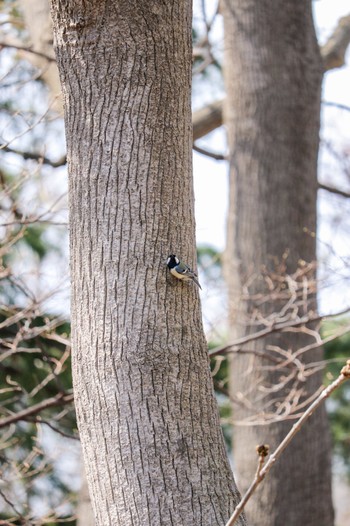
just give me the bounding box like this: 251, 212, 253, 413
166, 254, 202, 289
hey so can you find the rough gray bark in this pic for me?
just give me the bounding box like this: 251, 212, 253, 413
50, 1, 245, 525
222, 1, 334, 525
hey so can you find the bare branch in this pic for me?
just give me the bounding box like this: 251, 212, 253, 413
209, 306, 350, 357
0, 41, 56, 62
323, 100, 350, 112
193, 99, 224, 140
0, 143, 67, 168
318, 182, 350, 199
193, 143, 226, 160
0, 392, 74, 429
26, 416, 79, 440
321, 15, 350, 71
225, 361, 350, 526
0, 488, 27, 524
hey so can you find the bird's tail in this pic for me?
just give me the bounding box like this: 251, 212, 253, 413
193, 275, 202, 290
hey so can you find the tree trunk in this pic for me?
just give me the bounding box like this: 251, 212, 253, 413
222, 1, 334, 525
50, 2, 246, 525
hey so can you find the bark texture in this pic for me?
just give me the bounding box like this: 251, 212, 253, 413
50, 1, 245, 525
222, 1, 334, 525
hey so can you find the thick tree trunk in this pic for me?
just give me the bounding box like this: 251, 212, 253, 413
50, 2, 245, 525
222, 1, 334, 525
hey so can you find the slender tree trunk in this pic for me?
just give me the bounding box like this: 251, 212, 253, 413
222, 1, 334, 525
50, 2, 246, 525
20, 0, 62, 113
20, 1, 93, 520
77, 463, 95, 526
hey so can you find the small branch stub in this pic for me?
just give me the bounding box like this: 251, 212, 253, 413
256, 444, 269, 458
340, 359, 350, 377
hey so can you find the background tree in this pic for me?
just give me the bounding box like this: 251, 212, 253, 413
0, 1, 80, 521
50, 1, 245, 525
222, 1, 334, 524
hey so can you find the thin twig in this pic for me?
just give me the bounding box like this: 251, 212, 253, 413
322, 100, 350, 112
0, 488, 27, 523
318, 182, 350, 199
0, 392, 74, 429
225, 361, 350, 526
193, 143, 226, 160
209, 306, 350, 357
0, 41, 56, 62
1, 144, 66, 167
25, 416, 79, 440
226, 445, 269, 526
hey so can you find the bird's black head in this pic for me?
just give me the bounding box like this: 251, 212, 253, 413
167, 254, 179, 269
